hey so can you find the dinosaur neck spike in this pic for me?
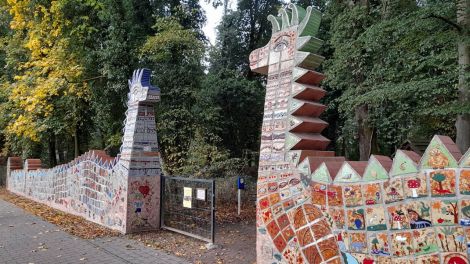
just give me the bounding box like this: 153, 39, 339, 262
289, 3, 299, 25
267, 15, 280, 33
279, 8, 290, 29
298, 6, 322, 37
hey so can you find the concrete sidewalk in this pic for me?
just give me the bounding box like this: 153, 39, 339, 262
0, 199, 189, 264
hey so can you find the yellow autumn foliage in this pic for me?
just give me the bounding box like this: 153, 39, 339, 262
5, 0, 91, 142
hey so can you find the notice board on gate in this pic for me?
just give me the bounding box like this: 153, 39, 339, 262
183, 187, 192, 208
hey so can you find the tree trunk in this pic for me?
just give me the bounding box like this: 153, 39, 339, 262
356, 104, 374, 160
74, 129, 79, 158
55, 136, 60, 164
48, 134, 57, 167
456, 0, 470, 153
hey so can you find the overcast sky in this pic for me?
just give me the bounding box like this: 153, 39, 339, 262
199, 0, 228, 45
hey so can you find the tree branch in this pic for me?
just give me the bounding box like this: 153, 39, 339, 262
424, 14, 462, 33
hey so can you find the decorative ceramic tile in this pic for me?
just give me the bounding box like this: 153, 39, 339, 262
273, 233, 287, 252
368, 232, 390, 256
403, 173, 428, 198
349, 253, 368, 263
412, 228, 438, 255
297, 226, 314, 246
436, 226, 466, 252
374, 256, 392, 263
387, 204, 410, 230
327, 185, 343, 206
282, 239, 303, 263
259, 196, 270, 210
303, 204, 323, 223
269, 192, 281, 205
391, 258, 414, 264
389, 150, 419, 176
310, 182, 327, 206
349, 232, 367, 253
292, 206, 307, 229
266, 219, 281, 238
415, 254, 440, 264
311, 219, 332, 241
441, 252, 469, 264
465, 227, 470, 255
276, 213, 290, 230
405, 201, 432, 229
460, 199, 470, 226
261, 208, 273, 223
430, 169, 456, 197
303, 244, 322, 264
391, 232, 413, 257
363, 156, 390, 181
431, 199, 459, 226
460, 170, 470, 195
336, 231, 349, 251
281, 225, 295, 241
347, 208, 365, 230
421, 136, 459, 169
343, 184, 363, 207
363, 183, 382, 205
326, 207, 345, 229
318, 237, 340, 261
383, 178, 405, 203
365, 206, 387, 231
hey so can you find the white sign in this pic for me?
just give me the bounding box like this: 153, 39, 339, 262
196, 188, 206, 201
183, 187, 192, 208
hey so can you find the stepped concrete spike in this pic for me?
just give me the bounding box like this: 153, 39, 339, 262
289, 116, 328, 133
295, 51, 325, 71
296, 36, 324, 54
293, 67, 325, 85
292, 83, 326, 101
285, 132, 330, 151
290, 99, 326, 117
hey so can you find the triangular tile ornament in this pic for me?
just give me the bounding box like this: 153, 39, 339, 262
363, 155, 391, 181
420, 135, 461, 169
311, 162, 331, 183
460, 148, 470, 168
298, 158, 311, 176
334, 161, 364, 183
390, 150, 420, 176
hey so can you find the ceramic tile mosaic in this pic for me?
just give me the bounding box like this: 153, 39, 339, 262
7, 69, 162, 234
252, 4, 470, 264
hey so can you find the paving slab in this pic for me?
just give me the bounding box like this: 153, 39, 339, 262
0, 199, 189, 264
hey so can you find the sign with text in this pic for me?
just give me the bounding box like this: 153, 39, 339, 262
183, 187, 192, 208
196, 188, 206, 201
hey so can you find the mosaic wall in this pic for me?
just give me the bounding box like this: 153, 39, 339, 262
7, 69, 162, 234
251, 4, 470, 264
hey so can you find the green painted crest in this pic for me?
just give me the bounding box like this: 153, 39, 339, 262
390, 150, 419, 176
334, 162, 361, 183
311, 162, 331, 183
363, 156, 389, 181
420, 136, 458, 169
460, 148, 470, 168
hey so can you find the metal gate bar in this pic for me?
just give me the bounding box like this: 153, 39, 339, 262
160, 176, 215, 244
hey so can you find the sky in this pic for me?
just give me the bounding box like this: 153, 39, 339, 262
199, 0, 232, 45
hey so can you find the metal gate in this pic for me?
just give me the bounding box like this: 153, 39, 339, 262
160, 176, 215, 244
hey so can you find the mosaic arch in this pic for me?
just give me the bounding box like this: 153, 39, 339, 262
251, 4, 470, 264
7, 69, 162, 234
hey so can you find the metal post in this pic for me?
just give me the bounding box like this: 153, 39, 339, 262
238, 189, 241, 215
211, 179, 215, 244
160, 175, 165, 229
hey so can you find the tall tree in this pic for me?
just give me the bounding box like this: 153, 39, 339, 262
2, 0, 101, 164
325, 0, 459, 159
456, 0, 470, 152
209, 0, 282, 76
140, 17, 205, 174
